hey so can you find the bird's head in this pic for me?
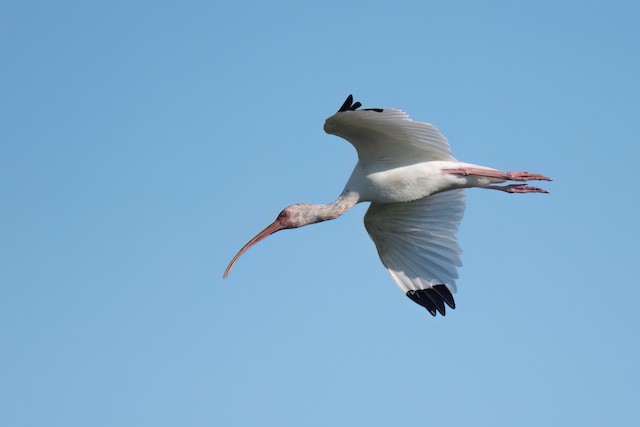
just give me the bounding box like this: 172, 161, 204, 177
274, 203, 317, 229
223, 203, 319, 278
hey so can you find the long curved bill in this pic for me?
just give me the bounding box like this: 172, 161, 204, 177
223, 221, 285, 278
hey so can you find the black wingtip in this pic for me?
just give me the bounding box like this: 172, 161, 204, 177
336, 95, 383, 113
407, 286, 456, 317
433, 284, 456, 309
338, 94, 354, 112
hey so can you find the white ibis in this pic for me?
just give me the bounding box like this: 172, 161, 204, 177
224, 95, 550, 316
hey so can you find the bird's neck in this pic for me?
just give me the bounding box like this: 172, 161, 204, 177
308, 192, 359, 223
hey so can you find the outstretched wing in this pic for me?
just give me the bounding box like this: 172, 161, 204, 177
324, 95, 455, 166
364, 189, 466, 316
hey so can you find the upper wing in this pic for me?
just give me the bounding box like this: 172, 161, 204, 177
324, 95, 455, 167
364, 189, 466, 316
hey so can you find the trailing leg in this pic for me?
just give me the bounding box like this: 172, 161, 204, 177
443, 167, 551, 182
486, 184, 548, 194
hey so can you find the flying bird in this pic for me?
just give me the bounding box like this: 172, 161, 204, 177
224, 95, 550, 316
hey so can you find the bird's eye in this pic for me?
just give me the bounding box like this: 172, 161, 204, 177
280, 211, 289, 218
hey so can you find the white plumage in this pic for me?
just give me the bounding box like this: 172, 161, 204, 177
324, 107, 455, 164
224, 95, 550, 316
364, 189, 465, 294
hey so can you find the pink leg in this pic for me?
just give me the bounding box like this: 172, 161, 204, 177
487, 184, 548, 194
443, 167, 552, 182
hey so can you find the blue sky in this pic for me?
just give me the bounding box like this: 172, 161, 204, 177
2, 1, 639, 426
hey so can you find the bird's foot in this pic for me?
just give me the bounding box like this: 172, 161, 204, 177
487, 184, 549, 194
504, 171, 552, 182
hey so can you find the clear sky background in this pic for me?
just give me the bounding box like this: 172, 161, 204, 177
2, 1, 639, 426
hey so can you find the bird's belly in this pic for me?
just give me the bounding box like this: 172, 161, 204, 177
350, 161, 466, 204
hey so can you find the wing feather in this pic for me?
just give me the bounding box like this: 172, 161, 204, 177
364, 189, 466, 302
324, 107, 455, 166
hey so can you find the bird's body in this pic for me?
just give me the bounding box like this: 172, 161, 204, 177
224, 95, 550, 316
344, 160, 497, 204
